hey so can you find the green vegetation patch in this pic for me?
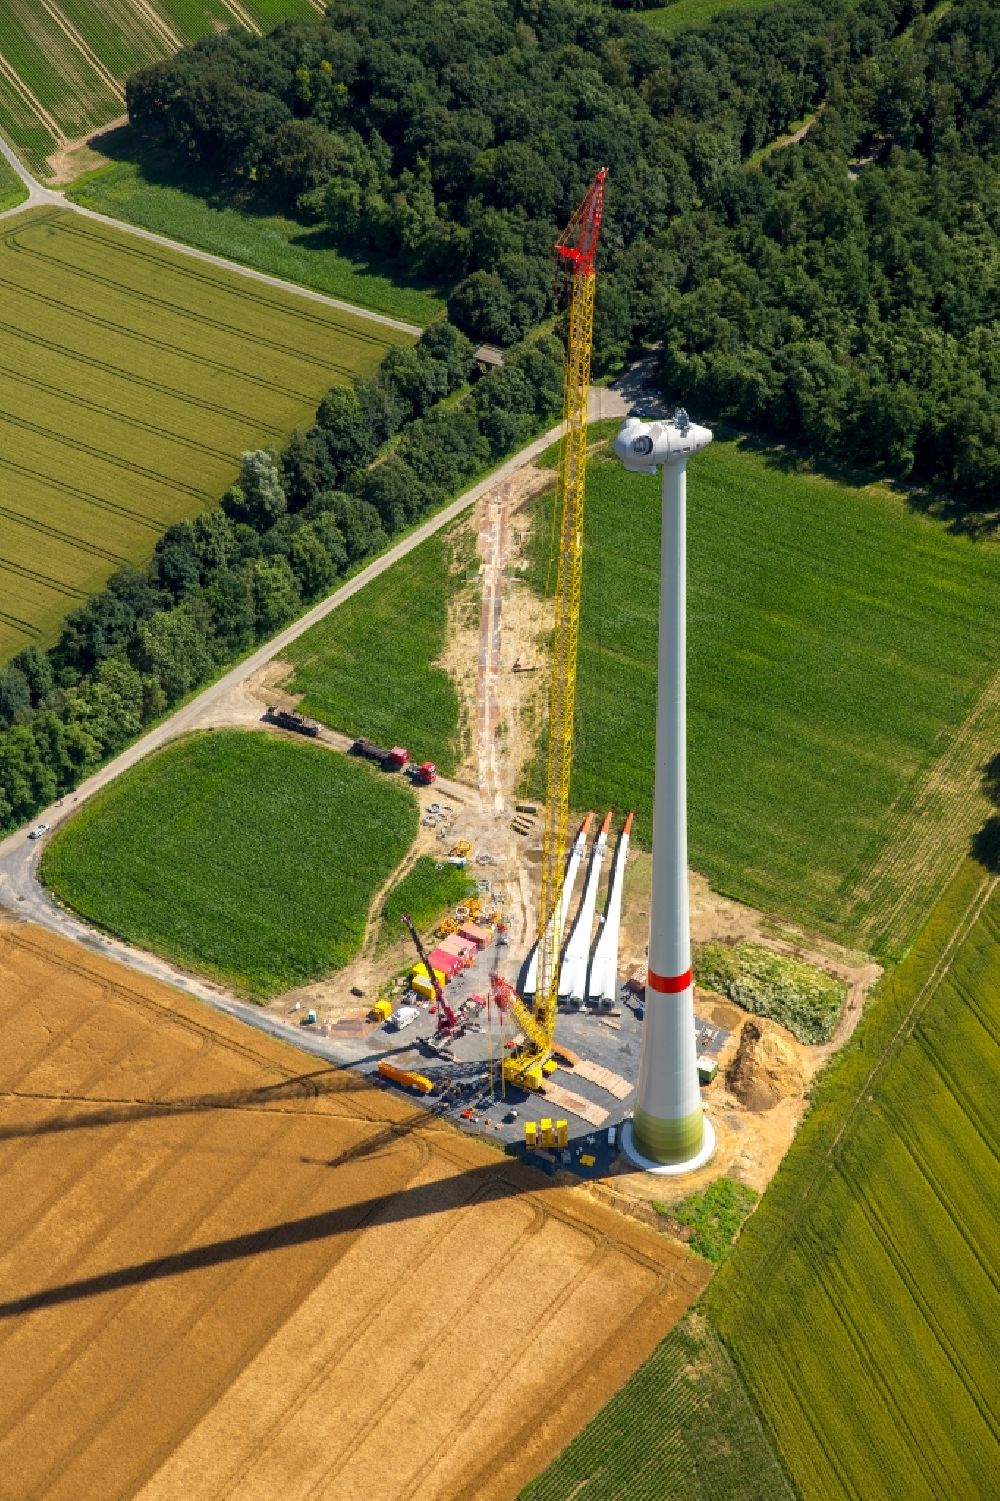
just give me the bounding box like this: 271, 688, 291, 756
527, 440, 1000, 955
0, 153, 27, 214
640, 0, 799, 37
377, 855, 475, 951
68, 154, 444, 326
709, 856, 1000, 1500
0, 205, 406, 664
284, 527, 468, 776
41, 730, 418, 997
695, 942, 845, 1044
521, 1311, 794, 1501
656, 1178, 760, 1264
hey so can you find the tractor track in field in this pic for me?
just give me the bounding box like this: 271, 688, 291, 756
842, 664, 1000, 954
755, 869, 998, 1288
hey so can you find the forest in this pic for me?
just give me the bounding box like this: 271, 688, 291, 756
121, 0, 997, 504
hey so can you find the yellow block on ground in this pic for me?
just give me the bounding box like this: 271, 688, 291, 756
542, 1058, 559, 1076
524, 1122, 538, 1147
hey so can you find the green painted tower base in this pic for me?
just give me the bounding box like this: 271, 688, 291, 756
622, 1114, 716, 1177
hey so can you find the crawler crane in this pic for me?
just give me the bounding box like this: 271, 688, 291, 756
495, 167, 608, 1089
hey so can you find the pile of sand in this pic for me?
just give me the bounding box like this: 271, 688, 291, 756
726, 1018, 804, 1111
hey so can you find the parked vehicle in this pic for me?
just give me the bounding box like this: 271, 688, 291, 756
266, 706, 319, 737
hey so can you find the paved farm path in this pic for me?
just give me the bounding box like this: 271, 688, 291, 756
0, 388, 627, 1032
0, 130, 421, 333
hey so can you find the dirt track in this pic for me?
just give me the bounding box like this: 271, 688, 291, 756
0, 920, 707, 1501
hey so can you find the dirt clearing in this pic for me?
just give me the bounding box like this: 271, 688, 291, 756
0, 919, 707, 1501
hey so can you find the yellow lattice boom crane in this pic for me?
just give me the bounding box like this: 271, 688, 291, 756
500, 167, 608, 1090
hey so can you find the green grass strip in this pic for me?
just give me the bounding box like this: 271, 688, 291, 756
377, 855, 475, 952
0, 152, 27, 214
68, 148, 445, 326
285, 527, 469, 777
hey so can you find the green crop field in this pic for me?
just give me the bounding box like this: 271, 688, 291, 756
41, 730, 419, 997
0, 0, 319, 178
377, 855, 476, 951
528, 854, 1000, 1501
710, 856, 1000, 1500
283, 527, 471, 777
527, 440, 1000, 956
68, 152, 445, 325
522, 1311, 795, 1501
0, 151, 26, 212
0, 206, 408, 665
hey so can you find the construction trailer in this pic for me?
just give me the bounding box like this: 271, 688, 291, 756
438, 933, 476, 966
266, 706, 320, 737
428, 948, 463, 982
351, 738, 411, 771
378, 1060, 434, 1095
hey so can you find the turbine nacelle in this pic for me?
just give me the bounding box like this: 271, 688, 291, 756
614, 410, 713, 474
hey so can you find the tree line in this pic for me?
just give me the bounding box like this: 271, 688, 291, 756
0, 325, 564, 834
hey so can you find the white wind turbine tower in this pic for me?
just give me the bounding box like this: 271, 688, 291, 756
613, 408, 716, 1174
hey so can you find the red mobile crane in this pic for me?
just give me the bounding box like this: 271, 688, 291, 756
400, 912, 460, 1035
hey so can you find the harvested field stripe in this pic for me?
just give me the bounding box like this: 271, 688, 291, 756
37, 0, 124, 101
0, 47, 61, 139
0, 505, 126, 560
135, 0, 180, 49
217, 0, 261, 33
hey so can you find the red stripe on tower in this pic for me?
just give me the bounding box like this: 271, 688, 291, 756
646, 967, 692, 994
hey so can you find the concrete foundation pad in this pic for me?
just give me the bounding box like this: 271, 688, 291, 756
621, 1116, 716, 1176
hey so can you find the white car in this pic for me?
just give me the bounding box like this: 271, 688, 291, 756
27, 823, 49, 841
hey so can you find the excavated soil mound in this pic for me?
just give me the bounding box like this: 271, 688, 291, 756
727, 1018, 804, 1111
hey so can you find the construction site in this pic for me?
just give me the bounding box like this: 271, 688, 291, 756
260, 170, 875, 1202
0, 157, 887, 1501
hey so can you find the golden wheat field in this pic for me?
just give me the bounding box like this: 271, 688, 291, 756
0, 918, 707, 1501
